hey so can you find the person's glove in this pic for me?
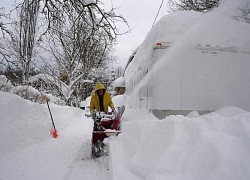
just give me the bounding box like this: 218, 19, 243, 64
111, 107, 116, 113
91, 112, 96, 119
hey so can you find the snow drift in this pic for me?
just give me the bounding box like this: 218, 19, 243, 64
1, 90, 250, 180
110, 107, 250, 180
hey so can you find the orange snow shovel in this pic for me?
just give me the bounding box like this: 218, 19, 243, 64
45, 96, 58, 138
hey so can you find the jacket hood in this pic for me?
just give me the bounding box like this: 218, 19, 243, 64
94, 82, 105, 92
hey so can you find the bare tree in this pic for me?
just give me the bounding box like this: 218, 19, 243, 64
9, 0, 40, 85
39, 10, 115, 106
168, 0, 220, 12
0, 8, 12, 64
3, 0, 129, 105
22, 0, 130, 42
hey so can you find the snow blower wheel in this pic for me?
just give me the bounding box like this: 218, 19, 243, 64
92, 140, 105, 158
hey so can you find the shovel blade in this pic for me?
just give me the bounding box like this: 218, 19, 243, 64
50, 129, 58, 138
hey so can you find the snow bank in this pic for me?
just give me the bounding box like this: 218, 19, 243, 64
112, 95, 126, 109
110, 107, 250, 180
0, 91, 95, 180
0, 91, 84, 155
1, 89, 250, 180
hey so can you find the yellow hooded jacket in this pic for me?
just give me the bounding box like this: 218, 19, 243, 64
90, 82, 114, 114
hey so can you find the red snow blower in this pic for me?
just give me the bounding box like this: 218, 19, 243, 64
91, 106, 125, 158
45, 96, 58, 138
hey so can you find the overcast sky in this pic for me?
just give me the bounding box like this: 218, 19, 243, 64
104, 0, 168, 67
1, 0, 168, 68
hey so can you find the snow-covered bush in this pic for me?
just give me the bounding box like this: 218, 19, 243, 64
12, 85, 44, 103
0, 75, 13, 92
42, 93, 66, 105
0, 75, 65, 105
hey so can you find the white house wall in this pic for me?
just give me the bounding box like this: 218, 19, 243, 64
151, 46, 250, 112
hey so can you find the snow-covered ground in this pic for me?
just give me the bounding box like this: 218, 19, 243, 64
1, 91, 250, 180
111, 107, 250, 180
1, 0, 250, 179
0, 91, 109, 180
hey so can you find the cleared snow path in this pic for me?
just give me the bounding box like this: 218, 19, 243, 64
62, 120, 110, 180
0, 118, 110, 180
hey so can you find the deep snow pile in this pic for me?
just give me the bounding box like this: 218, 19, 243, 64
0, 91, 86, 155
0, 91, 97, 180
110, 107, 250, 180
1, 92, 250, 180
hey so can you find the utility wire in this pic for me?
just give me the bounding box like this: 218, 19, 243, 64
151, 0, 165, 29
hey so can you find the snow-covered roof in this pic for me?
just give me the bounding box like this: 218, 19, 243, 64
112, 77, 125, 88
124, 0, 250, 112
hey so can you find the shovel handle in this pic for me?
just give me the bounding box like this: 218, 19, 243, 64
46, 100, 56, 131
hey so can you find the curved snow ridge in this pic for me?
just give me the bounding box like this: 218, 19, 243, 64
110, 108, 250, 180
209, 106, 248, 117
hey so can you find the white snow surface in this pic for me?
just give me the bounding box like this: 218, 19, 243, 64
1, 91, 250, 180
0, 91, 108, 180
112, 77, 126, 88
1, 0, 250, 179
111, 107, 250, 180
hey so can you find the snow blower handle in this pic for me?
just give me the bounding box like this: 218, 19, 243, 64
92, 112, 100, 125
92, 112, 107, 131
111, 107, 116, 114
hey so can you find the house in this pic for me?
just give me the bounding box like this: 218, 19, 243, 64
124, 1, 250, 119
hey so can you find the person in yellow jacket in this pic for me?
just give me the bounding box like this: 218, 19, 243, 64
90, 82, 115, 115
